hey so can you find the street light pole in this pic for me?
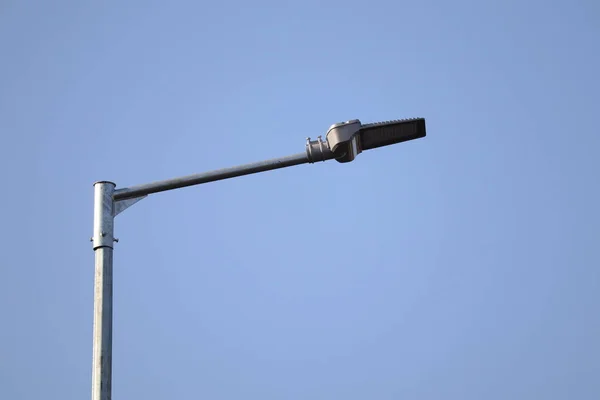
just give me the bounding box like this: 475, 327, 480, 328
90, 117, 426, 400
91, 181, 116, 400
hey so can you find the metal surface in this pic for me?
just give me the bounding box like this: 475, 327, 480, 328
92, 182, 116, 249
91, 182, 115, 400
306, 136, 335, 163
114, 152, 312, 201
325, 119, 362, 163
114, 195, 146, 216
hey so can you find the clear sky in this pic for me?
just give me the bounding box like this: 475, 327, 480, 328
1, 1, 599, 399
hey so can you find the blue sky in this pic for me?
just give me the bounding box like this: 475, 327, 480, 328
1, 1, 599, 399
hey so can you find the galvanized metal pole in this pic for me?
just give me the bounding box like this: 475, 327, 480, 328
91, 181, 116, 400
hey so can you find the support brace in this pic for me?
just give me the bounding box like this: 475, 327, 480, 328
114, 195, 146, 217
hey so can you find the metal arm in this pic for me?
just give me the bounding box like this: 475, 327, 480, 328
114, 142, 334, 201
115, 152, 305, 201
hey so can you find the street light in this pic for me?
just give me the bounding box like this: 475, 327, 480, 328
90, 117, 426, 400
